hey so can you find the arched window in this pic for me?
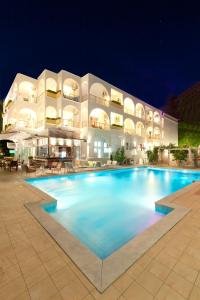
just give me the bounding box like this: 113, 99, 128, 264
90, 83, 110, 106
124, 118, 135, 135
136, 103, 145, 119
63, 78, 79, 101
46, 106, 57, 118
154, 127, 161, 139
146, 110, 153, 122
18, 81, 36, 103
124, 98, 134, 115
146, 126, 153, 139
46, 78, 57, 92
89, 108, 110, 130
136, 121, 145, 136
18, 108, 37, 129
154, 111, 160, 123
63, 105, 80, 127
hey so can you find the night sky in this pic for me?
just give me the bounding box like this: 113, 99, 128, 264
1, 1, 200, 108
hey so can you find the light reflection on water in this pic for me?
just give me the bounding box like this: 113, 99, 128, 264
27, 167, 200, 259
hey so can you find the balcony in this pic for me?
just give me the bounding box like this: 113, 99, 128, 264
90, 121, 109, 130
4, 100, 13, 112
16, 95, 37, 104
4, 120, 37, 132
124, 108, 134, 116
62, 119, 80, 128
63, 93, 79, 102
111, 124, 123, 130
124, 128, 135, 135
146, 134, 161, 140
4, 123, 15, 132
90, 94, 109, 107
154, 134, 161, 140
46, 90, 61, 99
46, 117, 61, 125
111, 99, 123, 108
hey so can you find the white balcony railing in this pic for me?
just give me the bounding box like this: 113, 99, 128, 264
90, 94, 109, 107
63, 93, 80, 102
124, 108, 134, 116
90, 121, 110, 130
62, 119, 80, 128
124, 128, 135, 135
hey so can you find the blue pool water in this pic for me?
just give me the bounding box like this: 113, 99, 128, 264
27, 167, 200, 259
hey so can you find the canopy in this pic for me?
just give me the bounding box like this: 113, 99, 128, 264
0, 131, 31, 142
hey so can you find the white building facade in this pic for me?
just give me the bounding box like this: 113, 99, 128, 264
2, 69, 178, 163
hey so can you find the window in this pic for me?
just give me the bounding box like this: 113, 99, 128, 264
94, 141, 101, 158
104, 142, 110, 154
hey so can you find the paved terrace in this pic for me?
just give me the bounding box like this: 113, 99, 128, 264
1, 170, 200, 299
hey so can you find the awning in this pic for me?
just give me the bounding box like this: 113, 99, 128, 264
0, 132, 32, 142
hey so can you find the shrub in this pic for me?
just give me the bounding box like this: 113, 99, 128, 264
170, 149, 188, 165
113, 146, 126, 164
146, 147, 159, 164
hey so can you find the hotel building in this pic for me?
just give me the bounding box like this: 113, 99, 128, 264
1, 69, 178, 163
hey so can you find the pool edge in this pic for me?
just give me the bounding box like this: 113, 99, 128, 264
23, 178, 199, 292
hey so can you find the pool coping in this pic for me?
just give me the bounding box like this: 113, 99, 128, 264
23, 170, 198, 292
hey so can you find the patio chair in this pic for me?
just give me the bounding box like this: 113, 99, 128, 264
65, 162, 76, 173
22, 164, 36, 176
53, 162, 63, 174
106, 160, 112, 166
9, 160, 18, 171
50, 161, 58, 173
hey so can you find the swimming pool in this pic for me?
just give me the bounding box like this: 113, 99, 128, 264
27, 167, 200, 259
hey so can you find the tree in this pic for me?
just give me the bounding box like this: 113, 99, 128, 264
170, 149, 188, 166
113, 146, 126, 164
146, 147, 159, 164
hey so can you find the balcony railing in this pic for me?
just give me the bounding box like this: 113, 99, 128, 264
90, 121, 110, 130
124, 128, 135, 135
111, 99, 123, 107
154, 134, 161, 139
136, 130, 145, 137
4, 100, 13, 111
90, 94, 109, 107
5, 120, 36, 131
46, 90, 61, 99
63, 94, 80, 102
46, 117, 61, 125
136, 113, 145, 120
154, 119, 161, 125
124, 108, 134, 116
4, 123, 15, 132
62, 119, 80, 128
146, 134, 161, 140
18, 95, 37, 103
111, 124, 123, 129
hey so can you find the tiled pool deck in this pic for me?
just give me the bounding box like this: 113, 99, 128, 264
1, 169, 200, 299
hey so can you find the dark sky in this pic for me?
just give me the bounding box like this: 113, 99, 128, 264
1, 1, 200, 108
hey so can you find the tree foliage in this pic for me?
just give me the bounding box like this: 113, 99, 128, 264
170, 149, 188, 165
146, 147, 159, 164
178, 122, 200, 147
113, 146, 126, 164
